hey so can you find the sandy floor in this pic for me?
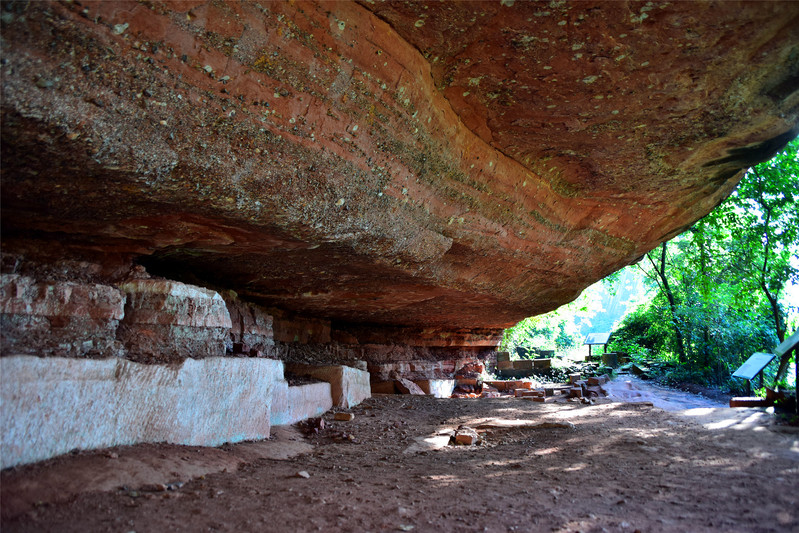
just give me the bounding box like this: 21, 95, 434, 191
2, 378, 798, 532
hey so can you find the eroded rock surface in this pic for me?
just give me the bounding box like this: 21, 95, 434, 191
118, 279, 232, 362
0, 274, 126, 357
1, 0, 797, 337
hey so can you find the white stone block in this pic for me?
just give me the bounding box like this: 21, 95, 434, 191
286, 364, 371, 408
415, 379, 456, 398
270, 382, 333, 426
1, 356, 283, 468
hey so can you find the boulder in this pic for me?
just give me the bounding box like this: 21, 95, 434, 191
395, 377, 426, 395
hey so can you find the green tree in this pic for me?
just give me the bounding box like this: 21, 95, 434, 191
501, 287, 602, 356
709, 138, 799, 384
611, 138, 798, 388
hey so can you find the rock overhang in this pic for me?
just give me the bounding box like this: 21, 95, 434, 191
1, 0, 797, 334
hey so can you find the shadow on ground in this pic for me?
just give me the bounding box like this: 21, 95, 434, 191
3, 379, 798, 532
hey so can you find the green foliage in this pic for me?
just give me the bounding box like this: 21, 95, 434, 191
504, 139, 798, 391
608, 138, 798, 390
501, 280, 608, 356
501, 313, 580, 355
607, 303, 668, 359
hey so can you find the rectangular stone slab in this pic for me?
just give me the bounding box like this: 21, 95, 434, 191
1, 356, 283, 468
286, 364, 371, 408
370, 381, 398, 394
415, 379, 455, 398
513, 360, 534, 370
270, 381, 333, 426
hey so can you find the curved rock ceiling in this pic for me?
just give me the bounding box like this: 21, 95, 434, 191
1, 0, 798, 332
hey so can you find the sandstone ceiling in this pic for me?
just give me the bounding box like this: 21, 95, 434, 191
1, 0, 798, 331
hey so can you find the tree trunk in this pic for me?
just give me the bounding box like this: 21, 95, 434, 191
758, 207, 790, 387
655, 243, 688, 363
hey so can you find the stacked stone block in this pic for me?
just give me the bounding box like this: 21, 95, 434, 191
0, 274, 125, 357
117, 280, 232, 363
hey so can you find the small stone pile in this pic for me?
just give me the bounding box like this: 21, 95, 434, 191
451, 372, 611, 403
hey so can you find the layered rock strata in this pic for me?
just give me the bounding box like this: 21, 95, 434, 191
2, 0, 796, 335
118, 280, 232, 362
1, 0, 798, 464
0, 274, 125, 357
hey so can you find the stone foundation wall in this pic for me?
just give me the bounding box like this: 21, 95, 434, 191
221, 291, 275, 353
0, 271, 499, 375
1, 356, 282, 468
0, 267, 494, 467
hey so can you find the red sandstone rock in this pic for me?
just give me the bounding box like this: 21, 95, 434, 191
370, 381, 397, 395
117, 280, 231, 363
1, 0, 795, 345
0, 274, 125, 357
729, 397, 770, 408
221, 292, 275, 352
454, 426, 480, 446
368, 360, 474, 382
588, 376, 610, 386
394, 377, 426, 396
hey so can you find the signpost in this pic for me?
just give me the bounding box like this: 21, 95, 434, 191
732, 352, 775, 392
772, 330, 799, 415
730, 330, 798, 413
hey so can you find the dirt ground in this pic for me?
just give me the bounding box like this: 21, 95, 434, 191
2, 378, 798, 533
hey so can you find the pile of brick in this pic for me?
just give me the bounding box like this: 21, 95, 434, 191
565, 373, 611, 403
449, 372, 611, 402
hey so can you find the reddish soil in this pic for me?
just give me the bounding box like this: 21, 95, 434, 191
3, 380, 798, 533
